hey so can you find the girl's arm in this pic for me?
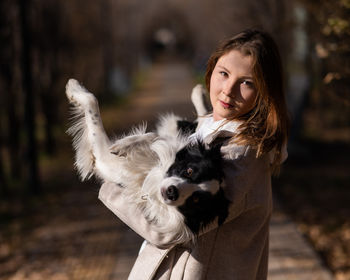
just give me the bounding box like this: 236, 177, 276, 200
98, 182, 182, 249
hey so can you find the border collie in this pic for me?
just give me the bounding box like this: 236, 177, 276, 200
65, 79, 230, 244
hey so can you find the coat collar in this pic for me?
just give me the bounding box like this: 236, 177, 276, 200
190, 116, 241, 145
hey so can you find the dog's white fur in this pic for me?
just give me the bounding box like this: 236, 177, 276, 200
66, 79, 209, 244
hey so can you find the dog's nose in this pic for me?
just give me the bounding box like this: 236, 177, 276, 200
166, 185, 179, 201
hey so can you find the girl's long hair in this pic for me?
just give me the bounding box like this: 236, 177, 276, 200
205, 29, 290, 173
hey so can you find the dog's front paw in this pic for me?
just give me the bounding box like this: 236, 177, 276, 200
66, 79, 87, 98
110, 136, 142, 157
65, 79, 96, 107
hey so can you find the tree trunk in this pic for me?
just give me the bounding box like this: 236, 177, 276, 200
19, 0, 41, 194
99, 0, 114, 98
0, 119, 7, 194
0, 0, 22, 192
7, 68, 22, 179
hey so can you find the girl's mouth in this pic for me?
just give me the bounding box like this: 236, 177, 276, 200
220, 100, 233, 109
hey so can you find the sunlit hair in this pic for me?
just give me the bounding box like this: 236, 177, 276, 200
205, 29, 290, 173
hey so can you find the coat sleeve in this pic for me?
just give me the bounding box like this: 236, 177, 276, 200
98, 182, 181, 249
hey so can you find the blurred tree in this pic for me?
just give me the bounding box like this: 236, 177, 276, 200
99, 0, 115, 97
19, 0, 41, 194
0, 119, 6, 193
181, 0, 293, 72
245, 0, 293, 63
31, 0, 67, 155
0, 0, 22, 185
298, 0, 350, 132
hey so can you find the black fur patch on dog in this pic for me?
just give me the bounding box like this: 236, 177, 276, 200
167, 141, 223, 184
177, 120, 198, 136
178, 188, 230, 234
167, 141, 230, 234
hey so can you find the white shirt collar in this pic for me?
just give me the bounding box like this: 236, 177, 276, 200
191, 116, 288, 164
191, 116, 241, 144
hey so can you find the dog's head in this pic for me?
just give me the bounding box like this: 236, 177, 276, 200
161, 141, 223, 205
160, 141, 230, 233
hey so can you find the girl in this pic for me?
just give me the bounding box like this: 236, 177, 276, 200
99, 29, 289, 280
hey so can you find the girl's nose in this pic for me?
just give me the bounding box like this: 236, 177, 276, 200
223, 79, 237, 96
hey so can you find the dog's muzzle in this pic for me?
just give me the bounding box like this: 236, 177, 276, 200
160, 177, 221, 206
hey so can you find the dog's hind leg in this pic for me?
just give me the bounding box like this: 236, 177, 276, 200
156, 85, 210, 140
66, 79, 113, 181
191, 84, 211, 117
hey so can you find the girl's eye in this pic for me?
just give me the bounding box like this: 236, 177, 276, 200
242, 80, 254, 88
186, 167, 193, 177
219, 71, 228, 77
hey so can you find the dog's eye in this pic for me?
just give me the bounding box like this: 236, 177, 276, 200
186, 167, 193, 177
193, 196, 199, 203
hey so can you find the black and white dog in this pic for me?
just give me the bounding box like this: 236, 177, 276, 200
65, 79, 230, 244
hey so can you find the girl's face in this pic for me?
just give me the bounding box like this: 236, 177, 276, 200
209, 50, 257, 121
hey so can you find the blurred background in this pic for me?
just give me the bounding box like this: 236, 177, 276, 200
0, 0, 349, 279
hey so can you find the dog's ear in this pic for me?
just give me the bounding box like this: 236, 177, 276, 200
197, 140, 206, 154
209, 142, 223, 157
175, 146, 190, 161
177, 120, 198, 135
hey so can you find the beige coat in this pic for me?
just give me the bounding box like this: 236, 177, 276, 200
99, 136, 273, 280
